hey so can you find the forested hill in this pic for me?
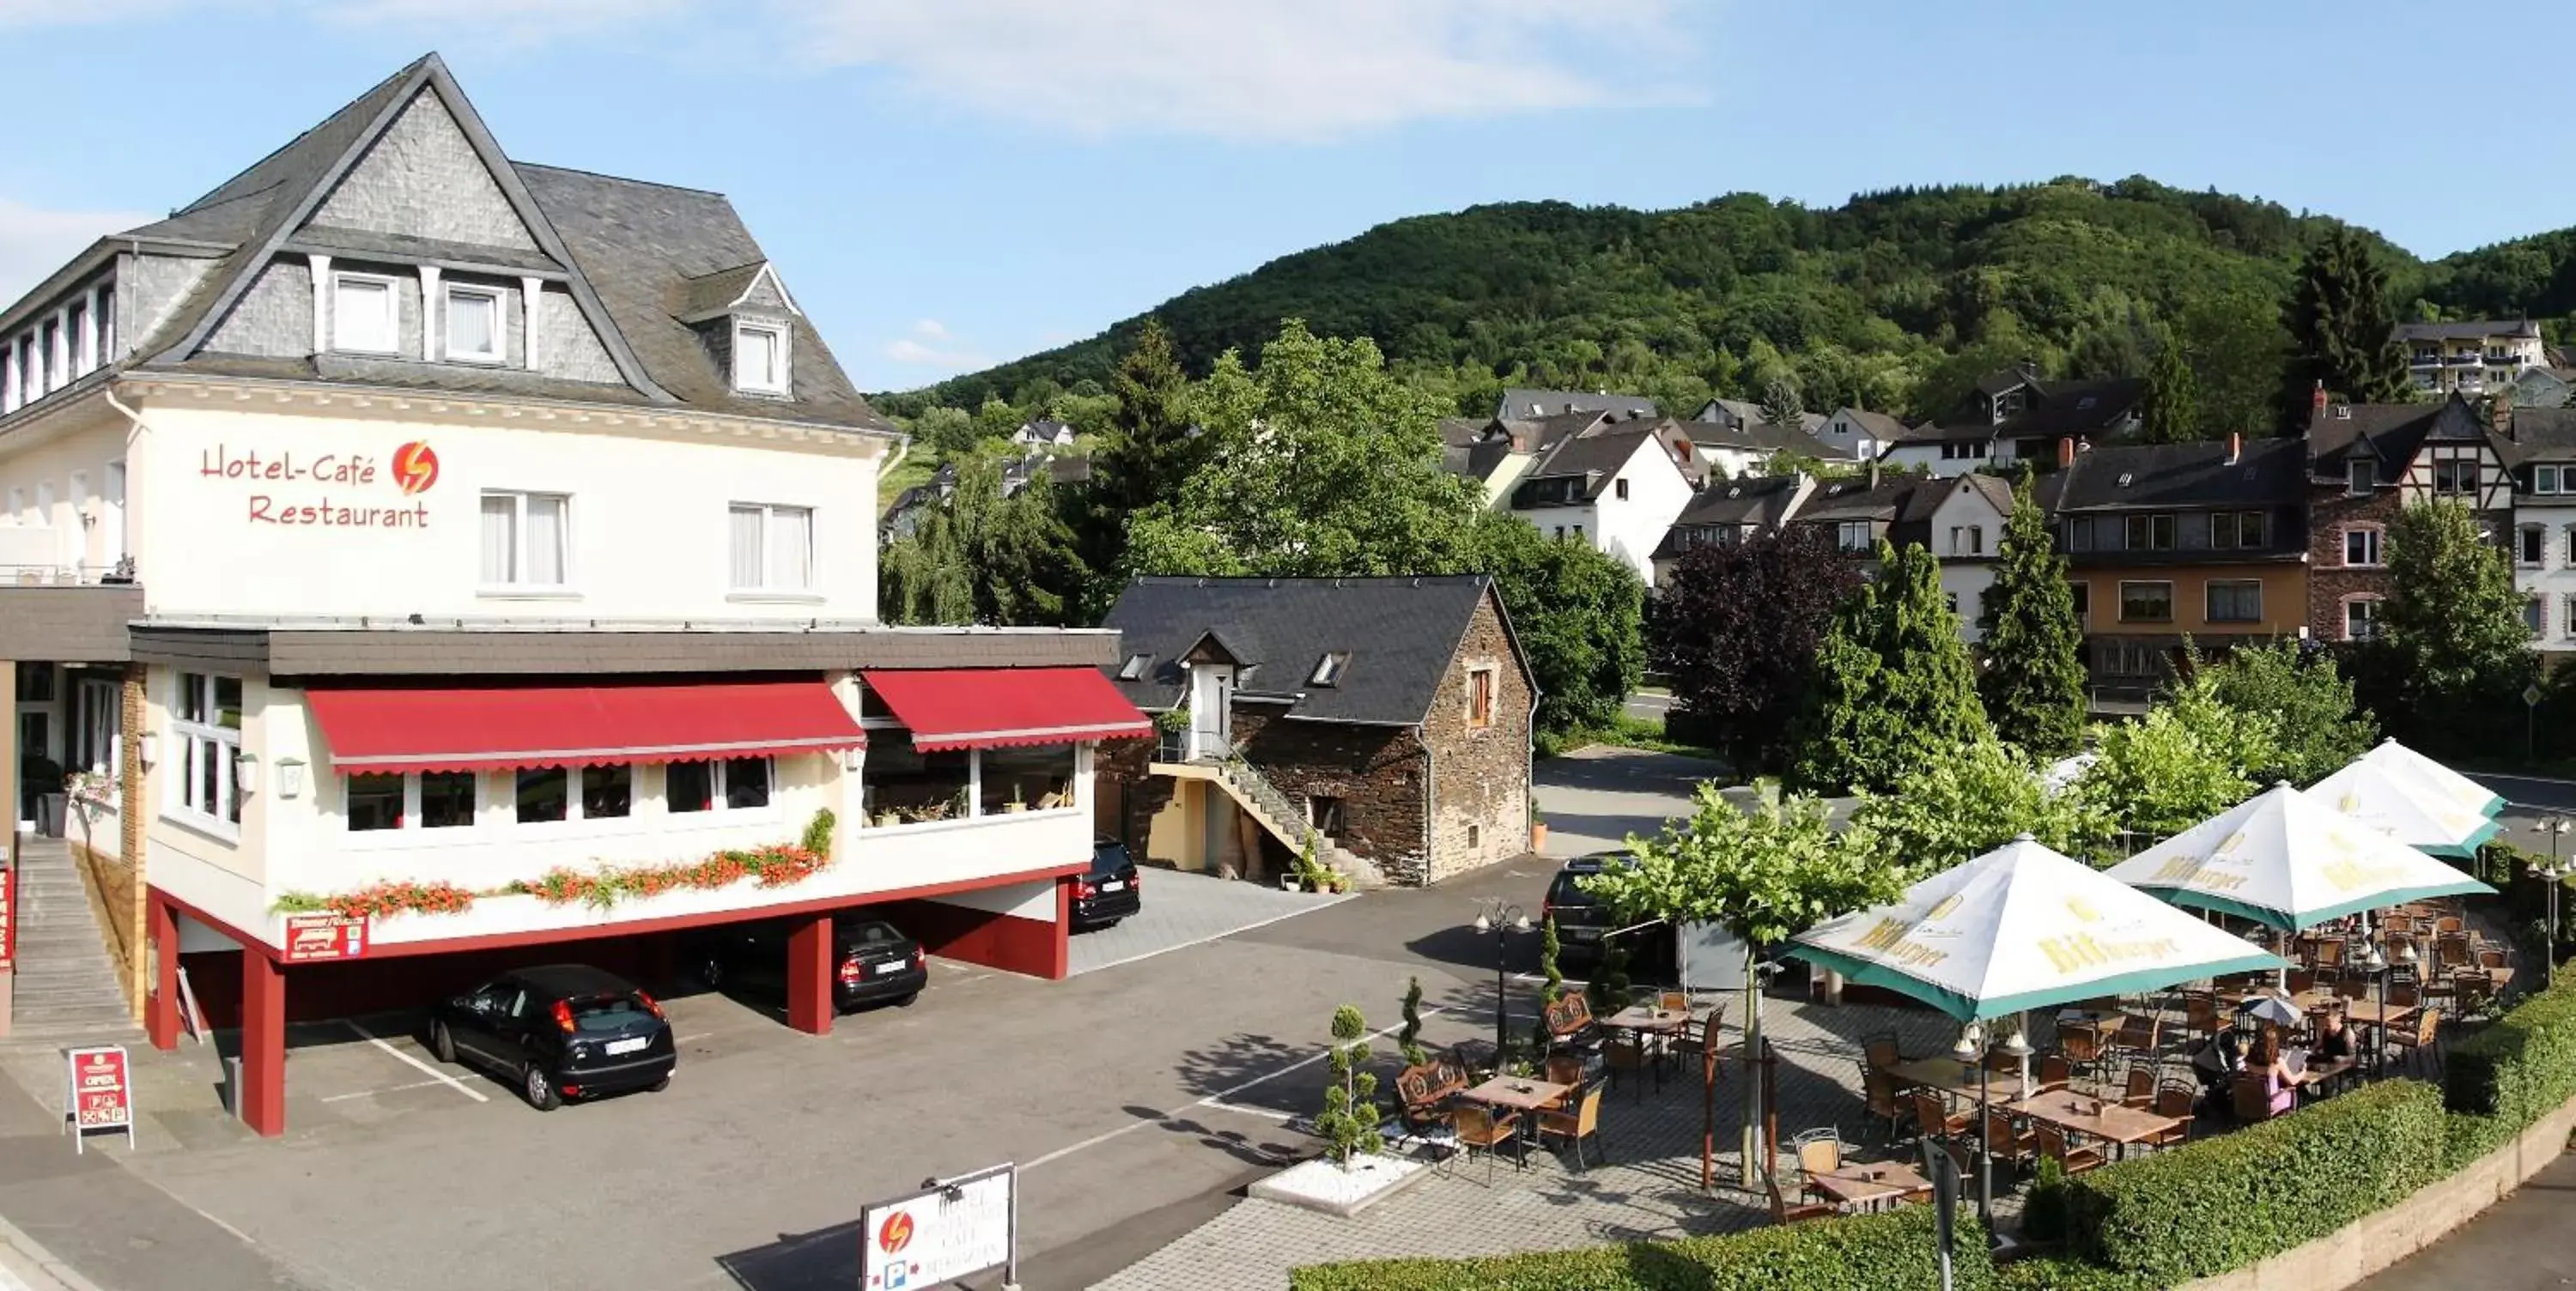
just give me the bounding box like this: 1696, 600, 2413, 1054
884, 176, 2576, 432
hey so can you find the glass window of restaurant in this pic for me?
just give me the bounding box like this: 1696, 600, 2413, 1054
978, 742, 1075, 815
864, 730, 973, 823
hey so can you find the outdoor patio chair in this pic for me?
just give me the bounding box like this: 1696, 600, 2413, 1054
2120, 1064, 2159, 1110
2452, 971, 2498, 1019
1862, 1031, 1902, 1071
1911, 1088, 1970, 1143
1768, 1174, 1838, 1223
1657, 989, 1689, 1015
2478, 947, 2509, 972
2230, 1072, 2276, 1124
1543, 1054, 1587, 1098
2183, 992, 2221, 1039
2113, 1014, 2160, 1061
1449, 1105, 1522, 1185
1859, 1063, 1912, 1142
2146, 1084, 2196, 1149
2434, 915, 2464, 937
2387, 1008, 2445, 1075
2034, 1053, 2074, 1095
2436, 936, 2471, 971
1983, 1110, 2039, 1179
1545, 995, 1597, 1050
1669, 1009, 1725, 1083
2313, 936, 2345, 969
1537, 1081, 1608, 1171
2036, 1123, 2105, 1176
1792, 1128, 1843, 1199
2286, 969, 2318, 997
2059, 1024, 2105, 1089
1603, 1031, 1653, 1100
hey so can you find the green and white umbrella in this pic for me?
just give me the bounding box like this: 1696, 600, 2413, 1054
1787, 836, 2286, 1023
2362, 739, 2504, 820
2104, 782, 2495, 930
2306, 758, 2500, 860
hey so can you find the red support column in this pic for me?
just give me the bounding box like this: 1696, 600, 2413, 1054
239, 949, 285, 1137
785, 913, 834, 1036
144, 896, 179, 1051
1048, 876, 1074, 981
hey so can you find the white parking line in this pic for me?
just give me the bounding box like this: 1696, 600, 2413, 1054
1200, 1100, 1297, 1122
341, 1019, 489, 1103
319, 1077, 453, 1103
1023, 1007, 1440, 1171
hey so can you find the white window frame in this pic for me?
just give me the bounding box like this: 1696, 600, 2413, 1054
166, 672, 242, 837
2344, 526, 2385, 568
442, 284, 505, 365
331, 271, 401, 356
2205, 579, 2263, 624
479, 489, 574, 594
728, 501, 816, 595
666, 756, 777, 816
72, 677, 118, 777
2537, 464, 2563, 495
2344, 597, 2382, 642
2562, 594, 2576, 640
342, 770, 482, 835
732, 319, 790, 395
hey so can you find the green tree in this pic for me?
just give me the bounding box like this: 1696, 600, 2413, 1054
2281, 225, 2409, 423
1397, 976, 1428, 1066
1528, 917, 1565, 1058
1760, 371, 1803, 427
879, 452, 1087, 626
2079, 682, 2268, 848
973, 395, 1024, 442
2140, 325, 2202, 444
2204, 642, 2376, 785
1076, 320, 1206, 609
1850, 738, 2115, 875
1124, 320, 1481, 578
1789, 541, 1991, 793
1468, 512, 1643, 736
1314, 1004, 1383, 1167
2381, 500, 2535, 705
912, 404, 977, 458
1577, 785, 1903, 1185
878, 506, 973, 625
1977, 479, 2088, 757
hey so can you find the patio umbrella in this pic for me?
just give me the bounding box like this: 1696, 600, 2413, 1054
2360, 739, 2503, 820
2239, 994, 2303, 1027
2306, 758, 2500, 860
2104, 782, 2496, 931
1785, 835, 2287, 1023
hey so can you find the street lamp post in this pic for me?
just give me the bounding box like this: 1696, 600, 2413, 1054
2534, 819, 2568, 991
2358, 936, 2388, 1083
1473, 901, 1533, 1062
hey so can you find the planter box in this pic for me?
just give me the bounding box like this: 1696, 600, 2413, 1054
1247, 1154, 1431, 1219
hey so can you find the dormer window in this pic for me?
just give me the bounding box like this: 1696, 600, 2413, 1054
332, 273, 398, 355
1117, 653, 1152, 682
444, 285, 502, 364
2348, 458, 2373, 496
1309, 652, 1350, 687
733, 320, 788, 395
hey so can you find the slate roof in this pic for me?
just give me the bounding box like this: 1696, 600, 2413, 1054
2397, 319, 2541, 342
2495, 408, 2576, 465
2053, 437, 2306, 512
1, 52, 890, 436
1668, 475, 1804, 529
1496, 388, 1659, 421
1832, 408, 1911, 441
2303, 396, 2481, 480
1438, 416, 1490, 450
1523, 427, 1662, 498
1898, 371, 2144, 446
1693, 397, 1765, 427
1735, 420, 1856, 460
1099, 576, 1522, 726
1793, 476, 1921, 525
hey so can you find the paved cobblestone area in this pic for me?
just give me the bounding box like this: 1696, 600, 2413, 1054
1093, 996, 1964, 1291
1070, 869, 1350, 976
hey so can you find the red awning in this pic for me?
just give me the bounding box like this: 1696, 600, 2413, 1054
861, 667, 1151, 751
307, 681, 866, 775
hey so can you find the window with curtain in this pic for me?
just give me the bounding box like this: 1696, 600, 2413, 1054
728, 502, 813, 591
481, 491, 570, 589
445, 287, 501, 362
332, 275, 397, 354
170, 672, 241, 828
732, 323, 787, 393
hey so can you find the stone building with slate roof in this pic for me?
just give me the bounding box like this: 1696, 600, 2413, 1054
1096, 576, 1534, 887
2300, 391, 2512, 645
0, 54, 1147, 1133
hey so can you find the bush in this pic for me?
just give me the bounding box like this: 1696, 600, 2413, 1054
2443, 979, 2576, 1130
1994, 1256, 2157, 1291
2063, 1080, 2445, 1286
1289, 1206, 1993, 1291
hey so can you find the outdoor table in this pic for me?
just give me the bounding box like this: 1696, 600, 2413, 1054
2007, 1088, 2187, 1160
1601, 1006, 1692, 1091
2337, 1001, 2420, 1032
2286, 1052, 2357, 1096
1458, 1076, 1571, 1115
1883, 1057, 1996, 1102
1808, 1161, 1931, 1212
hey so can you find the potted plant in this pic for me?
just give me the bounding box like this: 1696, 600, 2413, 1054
1005, 784, 1028, 814
1529, 803, 1549, 852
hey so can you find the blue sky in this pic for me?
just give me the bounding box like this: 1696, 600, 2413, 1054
0, 1, 2557, 394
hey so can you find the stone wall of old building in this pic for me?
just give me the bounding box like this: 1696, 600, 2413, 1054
1095, 734, 1173, 858
1424, 593, 1534, 882
2308, 482, 2401, 643
1230, 710, 1429, 883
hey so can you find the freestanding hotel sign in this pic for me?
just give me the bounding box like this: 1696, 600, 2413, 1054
62, 1045, 134, 1154
860, 1164, 1017, 1289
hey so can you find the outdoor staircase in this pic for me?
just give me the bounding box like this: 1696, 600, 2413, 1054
5, 836, 142, 1044
1160, 731, 1383, 888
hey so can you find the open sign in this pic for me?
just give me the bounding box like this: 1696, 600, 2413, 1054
61, 1045, 134, 1154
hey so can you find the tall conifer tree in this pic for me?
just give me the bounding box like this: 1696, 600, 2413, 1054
2281, 226, 2409, 425
1790, 540, 1991, 792
1978, 479, 2088, 756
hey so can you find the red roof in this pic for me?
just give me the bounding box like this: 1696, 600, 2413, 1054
861, 667, 1151, 751
307, 681, 866, 775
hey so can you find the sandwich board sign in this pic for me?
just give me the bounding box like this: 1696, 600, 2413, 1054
63, 1045, 135, 1154
860, 1164, 1016, 1289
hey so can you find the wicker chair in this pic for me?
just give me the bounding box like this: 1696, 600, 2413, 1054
2036, 1123, 2104, 1176
1859, 1062, 1912, 1142
1536, 1081, 1607, 1170
1449, 1105, 1521, 1185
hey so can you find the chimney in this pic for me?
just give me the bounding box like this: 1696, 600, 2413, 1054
2227, 432, 2242, 465
2310, 379, 2329, 428
2057, 436, 2076, 469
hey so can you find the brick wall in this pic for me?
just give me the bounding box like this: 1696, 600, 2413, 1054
1230, 710, 1429, 882
1096, 735, 1174, 857
1424, 594, 1534, 882
2308, 483, 2399, 642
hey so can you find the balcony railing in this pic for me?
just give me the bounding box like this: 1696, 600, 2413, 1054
0, 557, 136, 587
2410, 352, 2444, 367
2450, 353, 2485, 367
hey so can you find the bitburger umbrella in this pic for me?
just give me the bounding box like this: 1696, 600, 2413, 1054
2105, 782, 2495, 930
2361, 739, 2503, 821
2306, 757, 2500, 860
1786, 835, 2287, 1023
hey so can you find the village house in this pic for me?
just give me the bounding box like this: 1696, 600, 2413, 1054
2301, 391, 2512, 644
0, 54, 1149, 1133
1497, 418, 1700, 580
2399, 319, 2545, 400
1095, 576, 1534, 888
1649, 475, 1814, 586
1878, 367, 2144, 478
2492, 407, 2576, 654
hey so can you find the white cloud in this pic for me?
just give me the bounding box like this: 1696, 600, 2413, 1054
783, 0, 1692, 141
0, 199, 155, 306
315, 0, 696, 44
884, 335, 993, 369
911, 318, 951, 338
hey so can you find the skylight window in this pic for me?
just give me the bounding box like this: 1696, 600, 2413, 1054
1309, 652, 1350, 687
1117, 653, 1152, 682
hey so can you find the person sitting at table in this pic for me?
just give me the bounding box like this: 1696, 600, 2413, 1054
2251, 1033, 2298, 1117
2313, 1010, 2358, 1065
2190, 1022, 2250, 1107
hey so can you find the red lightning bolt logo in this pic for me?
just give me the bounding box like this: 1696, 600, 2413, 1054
392, 442, 440, 495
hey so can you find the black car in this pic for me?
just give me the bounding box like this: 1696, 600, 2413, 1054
428, 964, 676, 1111
688, 913, 929, 1011
1543, 853, 1674, 976
1072, 838, 1143, 930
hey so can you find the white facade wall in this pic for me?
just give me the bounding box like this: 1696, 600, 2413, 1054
0, 409, 131, 576
1585, 438, 1698, 583
2514, 499, 2576, 652
1927, 477, 2011, 642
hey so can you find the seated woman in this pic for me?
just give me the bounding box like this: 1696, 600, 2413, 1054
2251, 1033, 2298, 1118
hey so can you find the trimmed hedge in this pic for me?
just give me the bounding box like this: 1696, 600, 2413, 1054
2063, 1079, 2446, 1286
1288, 1205, 1994, 1291
2444, 979, 2576, 1124
1994, 1256, 2156, 1291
